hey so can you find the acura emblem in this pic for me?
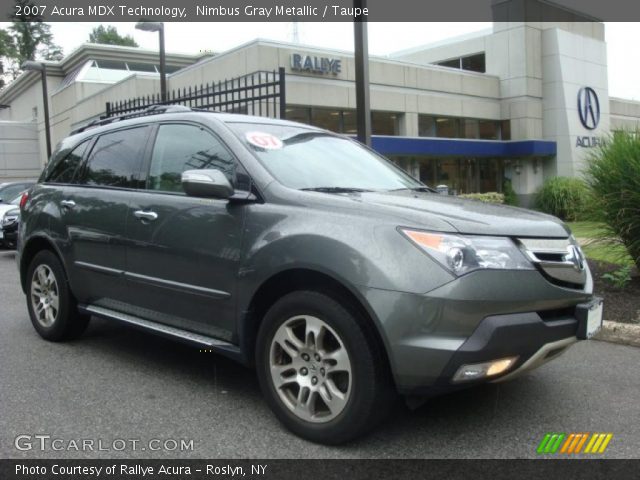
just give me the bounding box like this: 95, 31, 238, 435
566, 245, 585, 271
577, 87, 600, 130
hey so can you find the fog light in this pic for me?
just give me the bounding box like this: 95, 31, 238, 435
452, 357, 518, 383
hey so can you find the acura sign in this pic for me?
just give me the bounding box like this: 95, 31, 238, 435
576, 86, 602, 148
577, 87, 600, 130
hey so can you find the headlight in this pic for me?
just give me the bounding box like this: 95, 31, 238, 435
400, 229, 534, 276
2, 215, 18, 226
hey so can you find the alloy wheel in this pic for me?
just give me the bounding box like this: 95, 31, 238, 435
269, 315, 352, 423
30, 265, 60, 328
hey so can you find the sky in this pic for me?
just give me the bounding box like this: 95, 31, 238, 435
3, 22, 640, 100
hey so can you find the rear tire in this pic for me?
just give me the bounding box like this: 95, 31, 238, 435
256, 290, 395, 444
26, 250, 89, 341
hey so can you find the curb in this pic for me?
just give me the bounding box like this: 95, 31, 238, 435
593, 320, 640, 347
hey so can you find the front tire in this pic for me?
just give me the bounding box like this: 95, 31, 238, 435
26, 250, 89, 341
256, 290, 395, 444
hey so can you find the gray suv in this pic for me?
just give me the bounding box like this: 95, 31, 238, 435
17, 106, 602, 444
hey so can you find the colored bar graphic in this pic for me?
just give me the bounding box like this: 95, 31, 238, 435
538, 433, 613, 455
598, 434, 613, 453
560, 434, 575, 453
537, 434, 551, 454
574, 433, 589, 454
537, 433, 565, 454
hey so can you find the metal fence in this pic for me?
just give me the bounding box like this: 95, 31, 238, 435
104, 67, 286, 120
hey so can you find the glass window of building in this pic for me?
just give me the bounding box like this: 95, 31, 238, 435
372, 112, 399, 136
463, 119, 479, 139
286, 107, 311, 125
286, 106, 398, 136
500, 120, 511, 140
418, 116, 436, 137
461, 53, 486, 73
311, 108, 341, 132
478, 158, 501, 192
479, 120, 499, 140
436, 58, 460, 69
125, 62, 157, 73
419, 115, 503, 140
435, 53, 485, 73
436, 117, 460, 138
342, 110, 357, 134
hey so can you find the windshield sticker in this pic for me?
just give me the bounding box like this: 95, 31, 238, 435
245, 131, 284, 150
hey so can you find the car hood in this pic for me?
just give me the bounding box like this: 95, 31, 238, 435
0, 204, 18, 218
355, 190, 570, 238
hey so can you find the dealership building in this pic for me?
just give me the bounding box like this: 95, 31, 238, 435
2, 14, 640, 204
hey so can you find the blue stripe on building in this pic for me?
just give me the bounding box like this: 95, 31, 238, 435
367, 136, 557, 158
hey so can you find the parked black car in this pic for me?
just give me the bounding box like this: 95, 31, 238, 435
1, 207, 20, 249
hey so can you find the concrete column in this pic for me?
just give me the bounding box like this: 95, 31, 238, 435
399, 112, 419, 137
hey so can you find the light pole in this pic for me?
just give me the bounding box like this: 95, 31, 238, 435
135, 21, 167, 102
353, 0, 371, 146
21, 61, 51, 159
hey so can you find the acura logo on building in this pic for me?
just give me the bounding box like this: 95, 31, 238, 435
577, 87, 600, 130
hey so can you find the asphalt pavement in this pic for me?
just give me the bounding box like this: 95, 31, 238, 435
1, 250, 638, 459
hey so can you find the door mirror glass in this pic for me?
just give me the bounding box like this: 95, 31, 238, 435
182, 169, 234, 199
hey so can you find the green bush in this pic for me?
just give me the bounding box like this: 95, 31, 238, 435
586, 130, 640, 270
459, 192, 504, 204
535, 177, 589, 221
502, 178, 518, 206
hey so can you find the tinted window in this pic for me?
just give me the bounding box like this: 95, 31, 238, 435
83, 127, 148, 188
47, 141, 89, 184
148, 124, 237, 193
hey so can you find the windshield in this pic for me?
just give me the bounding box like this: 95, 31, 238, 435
228, 123, 424, 191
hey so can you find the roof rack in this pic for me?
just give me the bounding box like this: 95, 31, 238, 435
70, 104, 192, 135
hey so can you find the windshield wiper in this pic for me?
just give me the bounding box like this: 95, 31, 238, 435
300, 187, 374, 193
389, 186, 437, 193
282, 131, 335, 146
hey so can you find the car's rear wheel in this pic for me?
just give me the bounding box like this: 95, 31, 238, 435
26, 250, 89, 341
256, 290, 395, 444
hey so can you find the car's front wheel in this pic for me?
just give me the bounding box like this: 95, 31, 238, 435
26, 250, 89, 341
256, 290, 395, 444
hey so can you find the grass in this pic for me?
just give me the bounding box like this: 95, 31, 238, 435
565, 221, 607, 239
566, 221, 635, 267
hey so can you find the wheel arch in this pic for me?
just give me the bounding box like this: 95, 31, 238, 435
238, 268, 394, 380
20, 235, 67, 294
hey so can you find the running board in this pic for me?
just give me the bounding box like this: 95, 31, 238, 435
81, 305, 243, 360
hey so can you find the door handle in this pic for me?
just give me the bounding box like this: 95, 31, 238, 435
133, 210, 158, 222
61, 200, 76, 209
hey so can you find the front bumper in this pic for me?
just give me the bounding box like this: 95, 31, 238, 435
359, 268, 594, 394
2, 224, 18, 245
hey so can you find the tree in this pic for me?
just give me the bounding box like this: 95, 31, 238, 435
89, 25, 139, 47
0, 0, 63, 86
0, 29, 17, 87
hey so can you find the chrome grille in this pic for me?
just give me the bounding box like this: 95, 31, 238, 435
518, 237, 587, 287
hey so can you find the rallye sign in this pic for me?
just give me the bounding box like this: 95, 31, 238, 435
291, 53, 342, 75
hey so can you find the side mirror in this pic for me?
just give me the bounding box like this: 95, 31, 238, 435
181, 169, 234, 199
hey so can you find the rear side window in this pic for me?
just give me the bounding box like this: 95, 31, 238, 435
148, 124, 237, 193
46, 141, 89, 184
82, 126, 149, 188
